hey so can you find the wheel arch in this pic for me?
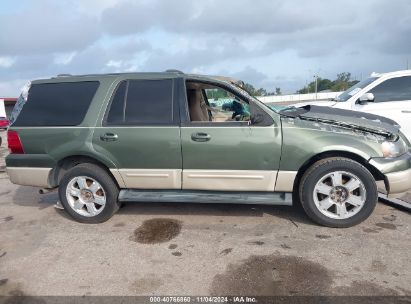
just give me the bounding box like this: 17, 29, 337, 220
292, 150, 385, 196
49, 155, 122, 188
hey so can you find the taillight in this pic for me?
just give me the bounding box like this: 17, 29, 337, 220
7, 130, 24, 154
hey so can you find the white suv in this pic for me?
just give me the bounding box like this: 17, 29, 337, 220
296, 70, 411, 142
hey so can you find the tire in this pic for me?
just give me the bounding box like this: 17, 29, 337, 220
299, 157, 377, 228
58, 163, 120, 223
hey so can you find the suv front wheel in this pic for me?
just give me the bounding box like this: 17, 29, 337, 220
58, 163, 120, 223
299, 157, 378, 228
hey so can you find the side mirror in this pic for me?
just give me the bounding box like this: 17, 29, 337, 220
358, 93, 375, 105
250, 113, 264, 125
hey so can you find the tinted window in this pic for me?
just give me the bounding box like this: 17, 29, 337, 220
13, 81, 99, 126
106, 79, 173, 125
369, 76, 411, 102
106, 81, 126, 125
250, 102, 273, 126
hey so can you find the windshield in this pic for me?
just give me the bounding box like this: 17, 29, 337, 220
268, 104, 288, 112
336, 77, 378, 102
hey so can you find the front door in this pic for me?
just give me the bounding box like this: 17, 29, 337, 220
180, 80, 282, 192
93, 77, 182, 189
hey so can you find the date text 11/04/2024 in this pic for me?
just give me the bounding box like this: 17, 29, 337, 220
149, 296, 257, 303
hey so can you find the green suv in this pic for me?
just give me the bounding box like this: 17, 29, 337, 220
5, 71, 411, 227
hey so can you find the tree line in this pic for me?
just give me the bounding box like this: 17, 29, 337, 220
243, 83, 282, 96
296, 72, 359, 94
242, 72, 359, 96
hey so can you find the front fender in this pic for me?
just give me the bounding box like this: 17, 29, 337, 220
280, 119, 384, 171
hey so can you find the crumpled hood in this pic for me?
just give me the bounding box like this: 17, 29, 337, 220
282, 105, 400, 138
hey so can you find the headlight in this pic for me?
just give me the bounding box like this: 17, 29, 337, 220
381, 139, 408, 158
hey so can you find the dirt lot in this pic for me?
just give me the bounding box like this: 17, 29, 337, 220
0, 130, 410, 297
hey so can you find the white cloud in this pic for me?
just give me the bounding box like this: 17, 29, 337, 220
0, 1, 100, 56
106, 60, 123, 68
53, 52, 77, 65
0, 57, 15, 68
0, 0, 410, 96
0, 79, 28, 96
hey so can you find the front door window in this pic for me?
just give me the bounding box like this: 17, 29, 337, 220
186, 82, 251, 123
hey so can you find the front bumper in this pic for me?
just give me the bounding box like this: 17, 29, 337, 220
369, 150, 411, 197
384, 168, 411, 197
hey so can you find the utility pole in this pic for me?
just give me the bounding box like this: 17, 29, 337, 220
314, 75, 318, 100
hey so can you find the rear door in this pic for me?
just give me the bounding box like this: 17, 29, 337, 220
353, 76, 411, 141
179, 80, 282, 192
93, 77, 182, 189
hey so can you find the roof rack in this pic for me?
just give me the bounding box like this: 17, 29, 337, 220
164, 69, 184, 74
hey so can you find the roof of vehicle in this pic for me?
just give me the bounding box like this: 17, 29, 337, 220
370, 69, 411, 78
31, 71, 243, 87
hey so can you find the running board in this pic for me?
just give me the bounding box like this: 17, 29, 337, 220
119, 190, 293, 206
378, 193, 411, 212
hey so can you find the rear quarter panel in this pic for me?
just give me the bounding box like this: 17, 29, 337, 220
6, 77, 117, 169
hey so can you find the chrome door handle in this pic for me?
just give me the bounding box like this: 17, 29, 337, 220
191, 132, 211, 142
401, 110, 411, 113
100, 133, 118, 142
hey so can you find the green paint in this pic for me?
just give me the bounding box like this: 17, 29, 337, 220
6, 72, 411, 187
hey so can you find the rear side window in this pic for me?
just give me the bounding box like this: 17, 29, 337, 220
369, 76, 411, 102
106, 79, 173, 125
13, 81, 99, 126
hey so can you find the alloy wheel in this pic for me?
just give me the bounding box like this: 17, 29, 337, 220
65, 176, 106, 217
313, 171, 367, 219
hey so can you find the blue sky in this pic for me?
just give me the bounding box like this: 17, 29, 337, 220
0, 0, 410, 96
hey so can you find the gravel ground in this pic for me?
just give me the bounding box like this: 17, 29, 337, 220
0, 130, 410, 297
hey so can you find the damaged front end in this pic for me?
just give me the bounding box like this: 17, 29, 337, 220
279, 105, 411, 198
279, 105, 400, 141
296, 115, 397, 140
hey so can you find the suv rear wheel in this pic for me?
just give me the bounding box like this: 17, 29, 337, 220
299, 157, 378, 228
58, 163, 120, 223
